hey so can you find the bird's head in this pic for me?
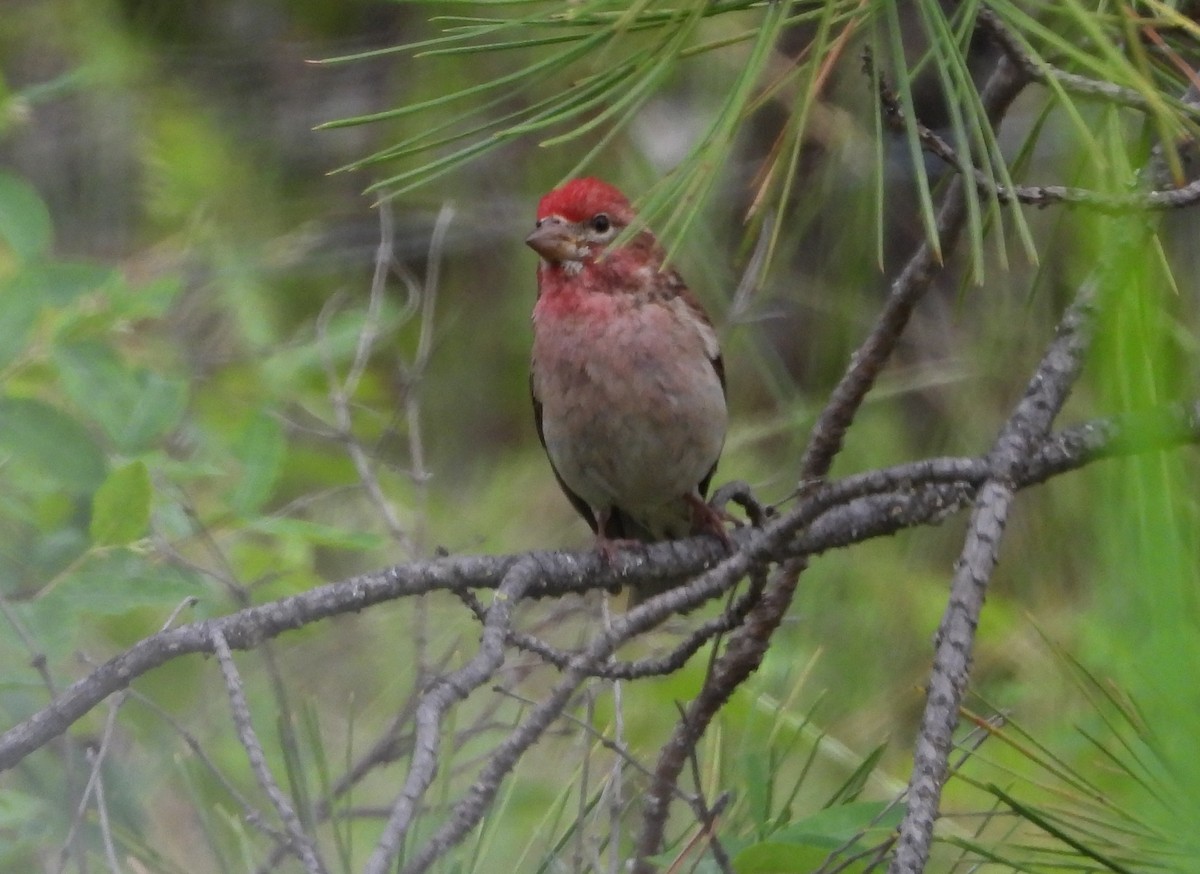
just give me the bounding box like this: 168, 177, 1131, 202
526, 178, 637, 269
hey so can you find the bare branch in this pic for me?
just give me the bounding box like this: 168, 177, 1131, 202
363, 555, 536, 874
978, 7, 1200, 123
1, 396, 1197, 776
632, 51, 1033, 871
56, 692, 127, 873
457, 586, 757, 680
394, 555, 764, 874
872, 59, 1200, 212
212, 630, 328, 874
888, 281, 1096, 874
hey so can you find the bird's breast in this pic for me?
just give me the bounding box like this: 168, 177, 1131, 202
531, 290, 726, 512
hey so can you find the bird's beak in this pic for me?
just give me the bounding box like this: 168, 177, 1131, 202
525, 219, 581, 263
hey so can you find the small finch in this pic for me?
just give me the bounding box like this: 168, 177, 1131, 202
526, 177, 730, 562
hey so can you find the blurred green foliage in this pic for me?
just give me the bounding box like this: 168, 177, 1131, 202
0, 1, 1198, 872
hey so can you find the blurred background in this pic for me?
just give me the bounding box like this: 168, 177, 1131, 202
2, 1, 1198, 871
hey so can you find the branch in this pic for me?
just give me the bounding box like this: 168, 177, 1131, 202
632, 52, 1032, 871
888, 278, 1096, 874
869, 49, 1200, 212
394, 552, 769, 874
363, 556, 535, 874
1, 393, 1196, 779
978, 7, 1200, 124
212, 630, 328, 874
0, 556, 493, 772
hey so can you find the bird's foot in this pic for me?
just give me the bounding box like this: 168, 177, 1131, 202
685, 493, 736, 552
593, 532, 644, 565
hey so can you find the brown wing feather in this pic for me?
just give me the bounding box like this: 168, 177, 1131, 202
665, 268, 726, 500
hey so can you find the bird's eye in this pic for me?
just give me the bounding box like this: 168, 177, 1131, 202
590, 214, 611, 234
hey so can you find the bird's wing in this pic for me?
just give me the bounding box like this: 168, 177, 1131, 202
666, 269, 726, 498
530, 372, 599, 534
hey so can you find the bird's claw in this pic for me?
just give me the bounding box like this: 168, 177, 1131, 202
685, 493, 737, 553
593, 533, 645, 565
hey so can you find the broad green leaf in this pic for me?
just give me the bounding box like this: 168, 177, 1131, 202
54, 341, 187, 452
0, 285, 40, 370
90, 459, 151, 546
6, 260, 114, 305
60, 551, 199, 613
229, 410, 286, 515
0, 397, 107, 493
0, 172, 52, 260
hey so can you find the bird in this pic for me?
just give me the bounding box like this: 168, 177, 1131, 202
526, 177, 731, 566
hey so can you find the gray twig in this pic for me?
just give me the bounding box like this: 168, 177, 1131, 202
211, 630, 328, 874
632, 52, 1032, 873
887, 284, 1096, 874
2, 398, 1198, 775
362, 556, 535, 874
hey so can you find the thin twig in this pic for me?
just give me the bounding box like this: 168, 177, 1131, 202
978, 7, 1200, 122
362, 557, 536, 874
317, 289, 411, 551
404, 204, 453, 680
870, 50, 1200, 212
602, 596, 626, 874
395, 561, 759, 874
211, 630, 328, 874
55, 692, 127, 874
87, 745, 122, 874
457, 586, 755, 680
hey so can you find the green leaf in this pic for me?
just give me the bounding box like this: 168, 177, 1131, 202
774, 800, 905, 847
229, 410, 286, 515
90, 460, 151, 546
112, 273, 184, 319
54, 341, 187, 452
15, 552, 202, 658
0, 397, 107, 493
732, 842, 843, 874
0, 172, 52, 260
6, 260, 114, 305
248, 516, 383, 551
0, 788, 50, 830
0, 284, 40, 370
